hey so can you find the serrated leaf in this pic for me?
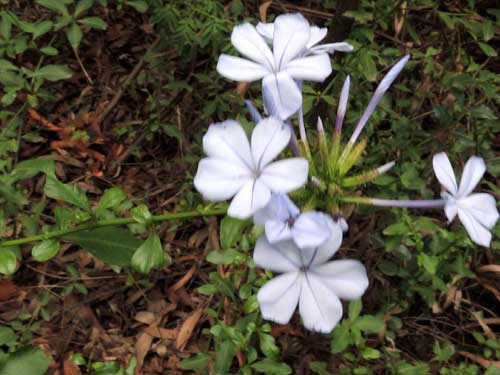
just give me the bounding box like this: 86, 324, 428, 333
67, 22, 83, 49
78, 17, 107, 30
44, 176, 91, 212
0, 346, 51, 375
29, 64, 73, 82
131, 232, 164, 273
64, 227, 141, 266
32, 240, 60, 262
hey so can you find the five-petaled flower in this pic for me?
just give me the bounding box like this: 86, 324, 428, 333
194, 118, 308, 219
254, 193, 342, 249
433, 152, 499, 247
216, 13, 333, 120
254, 230, 368, 333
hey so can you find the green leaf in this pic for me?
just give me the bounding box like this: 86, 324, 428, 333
125, 0, 148, 12
0, 12, 13, 39
32, 20, 53, 39
0, 327, 17, 347
97, 187, 127, 213
359, 51, 377, 81
36, 0, 69, 14
220, 216, 248, 249
361, 347, 381, 360
64, 227, 141, 266
418, 253, 439, 275
0, 248, 17, 276
78, 17, 107, 30
206, 249, 244, 265
331, 321, 350, 353
309, 361, 333, 375
131, 232, 165, 273
259, 333, 279, 359
478, 42, 497, 57
44, 176, 91, 212
179, 353, 210, 372
0, 59, 17, 72
214, 340, 235, 374
40, 46, 59, 56
74, 0, 94, 17
355, 315, 385, 333
29, 65, 73, 82
131, 204, 152, 225
67, 22, 83, 49
32, 240, 60, 262
348, 299, 362, 321
0, 346, 51, 375
12, 158, 55, 180
250, 359, 292, 374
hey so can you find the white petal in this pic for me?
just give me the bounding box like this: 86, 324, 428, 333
260, 158, 309, 193
299, 272, 343, 333
262, 72, 302, 120
309, 42, 354, 55
306, 26, 327, 49
284, 54, 332, 82
432, 152, 458, 195
443, 193, 458, 223
273, 13, 310, 69
253, 236, 300, 272
254, 193, 299, 227
265, 220, 293, 244
217, 54, 269, 81
251, 117, 290, 170
459, 193, 499, 229
309, 260, 369, 300
292, 211, 332, 249
256, 22, 274, 43
231, 23, 275, 71
457, 156, 486, 198
308, 220, 343, 266
258, 272, 301, 325
458, 208, 492, 247
203, 120, 253, 169
194, 158, 252, 201
338, 218, 349, 232
228, 178, 271, 219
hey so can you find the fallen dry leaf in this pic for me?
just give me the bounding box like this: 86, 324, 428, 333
0, 280, 17, 301
63, 358, 82, 375
145, 325, 177, 340
169, 264, 197, 292
135, 332, 153, 374
175, 308, 204, 351
458, 351, 500, 369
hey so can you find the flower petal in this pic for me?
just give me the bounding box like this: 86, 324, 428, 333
433, 152, 458, 195
253, 236, 300, 272
459, 193, 499, 229
194, 157, 252, 201
308, 219, 343, 266
260, 158, 309, 193
231, 23, 275, 70
265, 220, 293, 244
292, 211, 333, 249
309, 260, 369, 300
309, 42, 354, 55
306, 26, 327, 49
203, 120, 254, 169
258, 272, 301, 325
254, 193, 299, 225
228, 178, 271, 219
458, 208, 492, 247
251, 117, 290, 170
273, 13, 310, 69
284, 54, 332, 82
262, 72, 302, 120
457, 156, 486, 198
256, 22, 274, 43
443, 193, 458, 222
217, 54, 269, 82
299, 272, 343, 333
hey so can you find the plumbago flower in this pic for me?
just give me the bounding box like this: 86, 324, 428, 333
254, 193, 343, 248
217, 13, 333, 120
256, 20, 354, 56
254, 229, 368, 333
433, 153, 499, 247
194, 118, 308, 219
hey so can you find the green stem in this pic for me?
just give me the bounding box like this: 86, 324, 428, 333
0, 208, 227, 247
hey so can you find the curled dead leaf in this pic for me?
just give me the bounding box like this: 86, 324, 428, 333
176, 308, 203, 351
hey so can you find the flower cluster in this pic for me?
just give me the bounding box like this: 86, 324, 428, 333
194, 13, 499, 333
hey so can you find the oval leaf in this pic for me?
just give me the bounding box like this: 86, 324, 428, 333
131, 232, 165, 274
32, 240, 60, 262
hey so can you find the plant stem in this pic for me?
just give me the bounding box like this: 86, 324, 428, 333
0, 208, 227, 247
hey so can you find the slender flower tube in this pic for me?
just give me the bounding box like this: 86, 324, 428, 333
217, 13, 333, 120
254, 232, 368, 333
432, 152, 499, 247
194, 118, 308, 219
